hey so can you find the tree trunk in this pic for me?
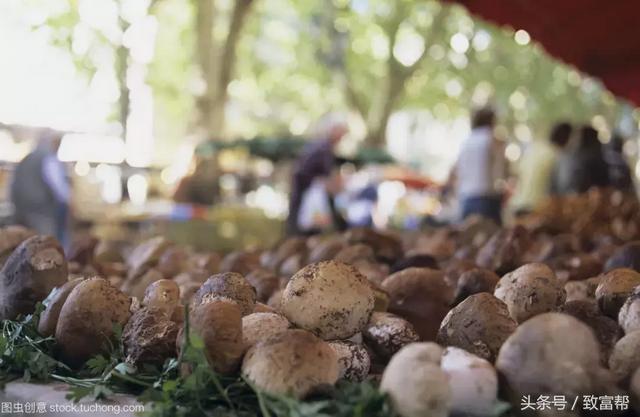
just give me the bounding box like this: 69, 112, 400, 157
116, 16, 131, 138
366, 72, 404, 147
208, 0, 254, 136
195, 0, 217, 137
194, 0, 254, 138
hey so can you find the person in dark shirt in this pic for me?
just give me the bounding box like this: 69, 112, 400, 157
287, 113, 348, 235
604, 133, 634, 193
552, 125, 610, 195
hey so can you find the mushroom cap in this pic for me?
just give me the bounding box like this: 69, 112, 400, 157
38, 277, 85, 337
127, 237, 171, 278
441, 347, 498, 416
438, 293, 517, 362
380, 342, 451, 417
452, 268, 500, 305
559, 299, 622, 363
192, 272, 256, 316
183, 298, 244, 374
363, 312, 419, 359
123, 306, 179, 366
143, 279, 180, 314
494, 263, 566, 323
496, 313, 602, 398
219, 251, 261, 275
0, 235, 68, 320
242, 312, 291, 349
328, 340, 371, 382
595, 268, 640, 318
604, 241, 640, 273
245, 269, 280, 303
55, 277, 132, 368
242, 329, 339, 398
608, 330, 640, 384
381, 267, 454, 340
619, 289, 640, 334
281, 261, 374, 340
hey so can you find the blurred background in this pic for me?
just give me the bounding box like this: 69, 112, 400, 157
1, 0, 638, 251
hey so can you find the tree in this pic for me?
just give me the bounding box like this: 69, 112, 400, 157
332, 0, 450, 146
194, 0, 257, 138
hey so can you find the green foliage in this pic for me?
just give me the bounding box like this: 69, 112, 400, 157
0, 303, 70, 385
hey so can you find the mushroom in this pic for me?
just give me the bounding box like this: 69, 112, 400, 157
344, 228, 402, 263
38, 277, 85, 337
441, 347, 499, 416
244, 269, 280, 303
362, 312, 419, 359
380, 342, 451, 417
121, 268, 164, 299
595, 268, 640, 318
494, 263, 566, 323
242, 312, 291, 349
155, 246, 189, 278
280, 261, 374, 340
122, 306, 179, 367
559, 299, 622, 363
219, 251, 261, 275
452, 268, 500, 305
390, 254, 439, 274
475, 226, 530, 275
55, 277, 132, 368
438, 293, 517, 362
381, 267, 454, 340
126, 237, 171, 279
142, 279, 181, 322
604, 241, 640, 272
496, 313, 609, 400
608, 330, 640, 385
333, 244, 376, 265
565, 275, 603, 302
0, 225, 35, 267
242, 329, 339, 398
328, 340, 371, 382
306, 238, 345, 263
619, 288, 640, 334
0, 235, 68, 320
192, 272, 256, 316
179, 298, 244, 374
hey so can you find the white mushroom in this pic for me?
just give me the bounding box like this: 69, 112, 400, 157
380, 343, 451, 417
608, 330, 640, 384
328, 340, 370, 382
242, 329, 339, 399
441, 347, 499, 416
494, 263, 565, 323
242, 312, 291, 349
280, 261, 374, 340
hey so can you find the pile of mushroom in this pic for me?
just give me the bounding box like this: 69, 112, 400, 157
5, 188, 640, 415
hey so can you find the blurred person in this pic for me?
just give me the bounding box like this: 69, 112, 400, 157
287, 112, 348, 235
173, 156, 219, 205
512, 122, 572, 213
10, 129, 71, 246
604, 133, 634, 193
551, 125, 610, 194
446, 107, 507, 224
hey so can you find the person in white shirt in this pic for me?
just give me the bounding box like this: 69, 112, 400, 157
447, 107, 507, 224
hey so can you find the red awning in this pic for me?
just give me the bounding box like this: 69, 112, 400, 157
450, 0, 640, 106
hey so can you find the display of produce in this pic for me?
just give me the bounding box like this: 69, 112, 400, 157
1, 188, 640, 416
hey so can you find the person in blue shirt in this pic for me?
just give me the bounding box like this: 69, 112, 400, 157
10, 129, 71, 247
